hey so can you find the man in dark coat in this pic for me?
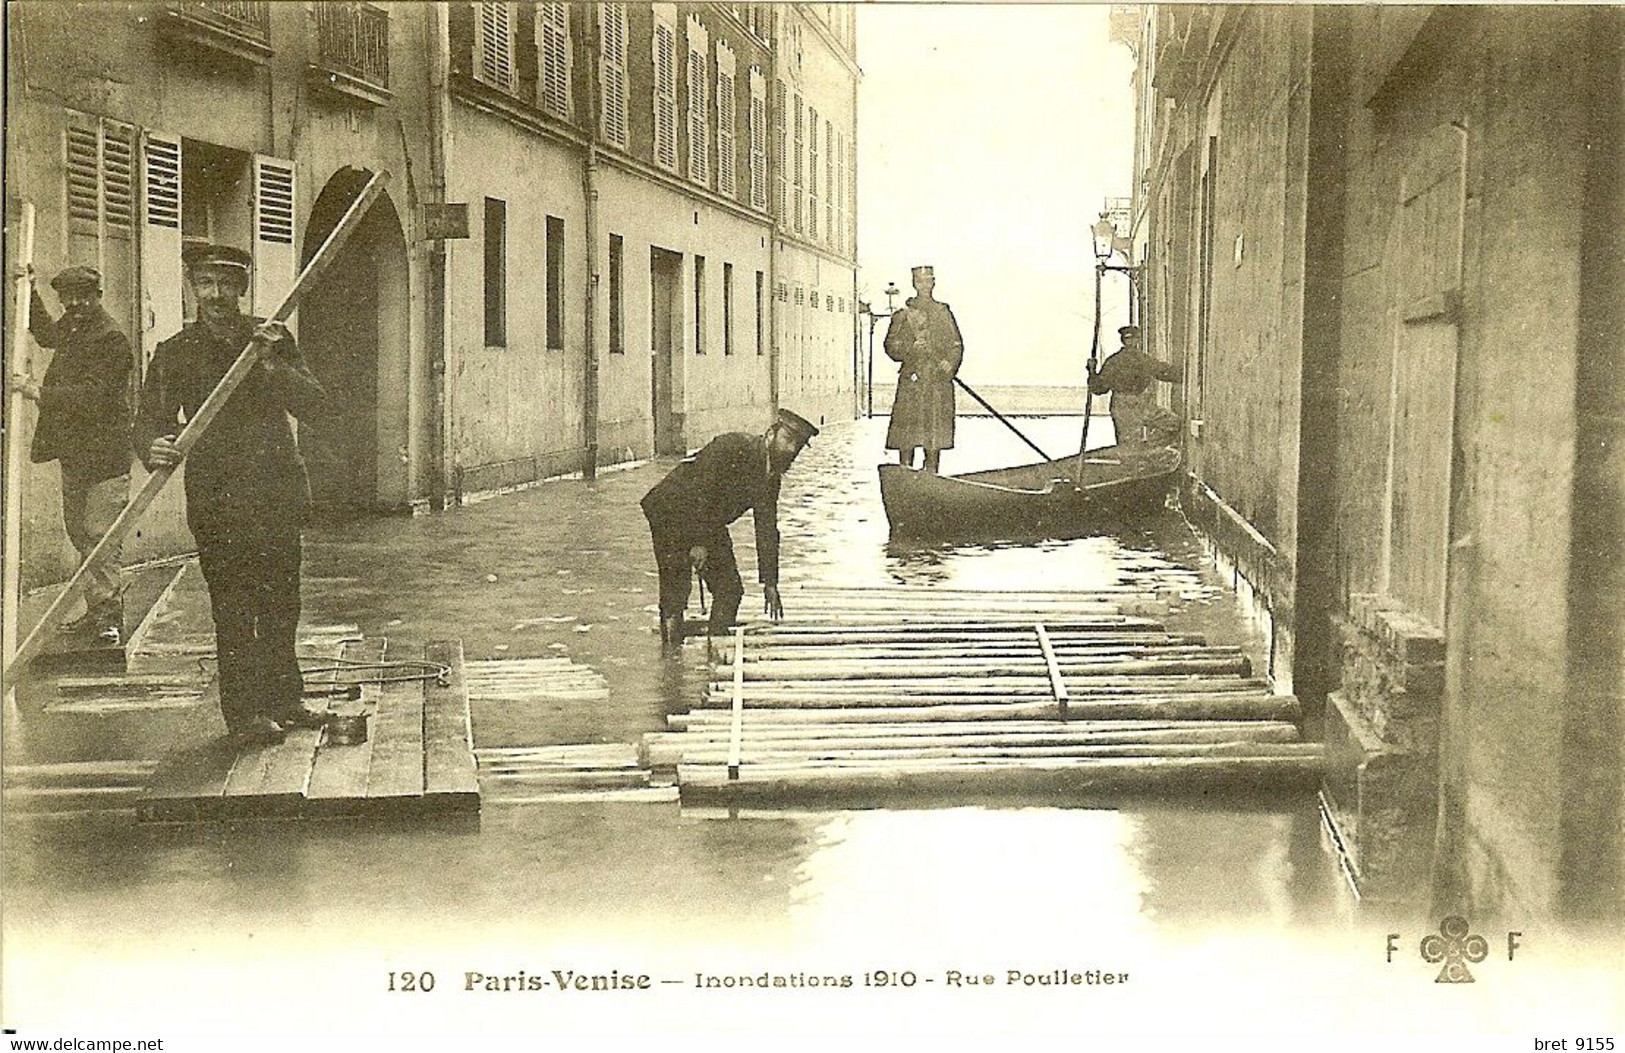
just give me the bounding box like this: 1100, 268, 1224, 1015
641, 409, 819, 647
135, 244, 327, 747
12, 265, 134, 643
884, 264, 963, 473
1087, 325, 1181, 447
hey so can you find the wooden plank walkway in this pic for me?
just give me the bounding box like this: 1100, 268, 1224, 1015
654, 586, 1322, 804
137, 638, 480, 822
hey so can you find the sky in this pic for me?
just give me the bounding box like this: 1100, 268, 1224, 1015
856, 3, 1138, 388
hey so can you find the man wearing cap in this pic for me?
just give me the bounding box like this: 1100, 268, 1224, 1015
641, 409, 819, 647
1087, 325, 1181, 448
135, 244, 327, 747
11, 265, 134, 644
884, 264, 963, 474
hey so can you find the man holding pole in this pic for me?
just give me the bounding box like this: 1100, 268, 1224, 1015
1087, 325, 1181, 449
136, 244, 327, 747
884, 265, 963, 474
10, 265, 134, 645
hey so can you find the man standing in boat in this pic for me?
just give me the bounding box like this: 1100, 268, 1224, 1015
1087, 325, 1181, 447
884, 264, 963, 474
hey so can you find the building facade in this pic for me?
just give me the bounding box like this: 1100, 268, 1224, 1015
5, 1, 860, 585
1119, 5, 1624, 928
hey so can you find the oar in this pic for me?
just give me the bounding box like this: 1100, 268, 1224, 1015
1, 174, 390, 698
953, 377, 1053, 463
1074, 262, 1105, 489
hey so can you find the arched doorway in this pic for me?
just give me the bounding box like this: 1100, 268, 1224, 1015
297, 169, 411, 517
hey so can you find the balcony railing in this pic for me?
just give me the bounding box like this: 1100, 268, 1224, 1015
315, 3, 390, 92
162, 1, 272, 62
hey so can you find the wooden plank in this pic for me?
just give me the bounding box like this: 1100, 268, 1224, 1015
728, 627, 746, 781
138, 738, 239, 822
423, 639, 479, 810
306, 638, 386, 806
249, 641, 345, 804
366, 640, 427, 804
669, 694, 1303, 727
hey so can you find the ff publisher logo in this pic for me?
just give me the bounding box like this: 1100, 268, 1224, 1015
1386, 916, 1522, 983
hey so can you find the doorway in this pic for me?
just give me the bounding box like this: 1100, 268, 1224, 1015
297, 168, 411, 517
650, 246, 684, 455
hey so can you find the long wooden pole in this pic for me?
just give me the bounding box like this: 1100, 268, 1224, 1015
2, 175, 389, 697
3, 204, 38, 708
1074, 261, 1105, 488
952, 377, 1053, 462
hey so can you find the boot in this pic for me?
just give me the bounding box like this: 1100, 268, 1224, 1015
659, 615, 684, 649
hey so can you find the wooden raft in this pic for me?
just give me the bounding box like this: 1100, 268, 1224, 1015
137, 638, 479, 822
651, 585, 1323, 804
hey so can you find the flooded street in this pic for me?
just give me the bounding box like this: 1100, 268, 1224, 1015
9, 416, 1606, 1036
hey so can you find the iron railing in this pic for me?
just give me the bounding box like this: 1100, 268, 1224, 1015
168, 1, 270, 44
315, 2, 390, 89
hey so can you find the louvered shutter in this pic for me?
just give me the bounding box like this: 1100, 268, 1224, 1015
772, 80, 787, 221
141, 132, 183, 363
687, 47, 708, 185
599, 4, 628, 148
652, 13, 678, 171
538, 3, 571, 118
792, 94, 803, 232
474, 2, 516, 94
824, 119, 834, 245
252, 156, 296, 319
716, 45, 736, 198
807, 107, 818, 240
748, 67, 766, 210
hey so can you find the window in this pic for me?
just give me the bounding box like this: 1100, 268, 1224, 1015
723, 262, 734, 355
546, 214, 564, 349
653, 6, 678, 171
599, 4, 629, 148
474, 2, 517, 93
608, 234, 624, 354
748, 67, 767, 210
538, 3, 571, 118
484, 196, 506, 346
716, 43, 737, 198
754, 270, 765, 355
686, 17, 710, 185
693, 255, 706, 353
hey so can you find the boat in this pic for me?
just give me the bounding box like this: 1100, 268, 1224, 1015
878, 444, 1180, 539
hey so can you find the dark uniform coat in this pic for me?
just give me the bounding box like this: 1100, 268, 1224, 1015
641, 432, 783, 631
134, 313, 325, 731
28, 290, 133, 483
134, 314, 324, 537
1087, 347, 1179, 398
883, 296, 964, 452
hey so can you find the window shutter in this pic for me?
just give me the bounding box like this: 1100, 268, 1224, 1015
685, 17, 709, 185
807, 107, 818, 240
103, 125, 134, 236
716, 44, 736, 198
599, 4, 628, 148
538, 3, 572, 118
652, 9, 678, 171
773, 79, 788, 221
65, 122, 101, 235
748, 67, 767, 210
141, 132, 184, 363
252, 155, 297, 318
474, 2, 516, 94
792, 94, 803, 232
824, 118, 834, 245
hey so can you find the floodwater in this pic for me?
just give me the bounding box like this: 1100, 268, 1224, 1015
11, 416, 1608, 1037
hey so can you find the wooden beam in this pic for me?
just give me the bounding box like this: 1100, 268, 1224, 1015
423, 639, 479, 810
3, 203, 36, 714
727, 627, 745, 781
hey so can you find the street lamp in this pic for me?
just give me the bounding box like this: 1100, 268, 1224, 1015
862, 281, 901, 418
1092, 213, 1118, 262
